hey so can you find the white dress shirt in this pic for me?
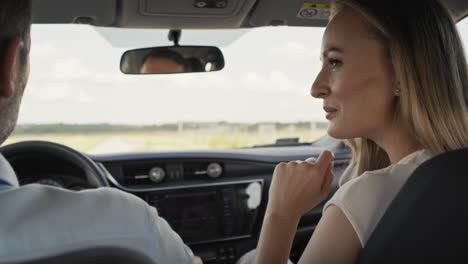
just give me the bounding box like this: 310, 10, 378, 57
0, 154, 194, 263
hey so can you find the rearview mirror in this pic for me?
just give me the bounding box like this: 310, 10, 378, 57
120, 46, 225, 74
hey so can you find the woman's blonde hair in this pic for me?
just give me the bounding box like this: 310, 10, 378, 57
330, 0, 468, 185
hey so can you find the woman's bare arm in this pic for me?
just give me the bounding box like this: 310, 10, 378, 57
253, 211, 300, 264
253, 151, 335, 264
298, 205, 361, 264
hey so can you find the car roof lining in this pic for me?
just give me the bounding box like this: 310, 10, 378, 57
32, 0, 468, 28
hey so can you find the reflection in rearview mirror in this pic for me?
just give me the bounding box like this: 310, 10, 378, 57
120, 46, 225, 74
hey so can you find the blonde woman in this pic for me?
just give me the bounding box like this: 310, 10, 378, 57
252, 0, 468, 263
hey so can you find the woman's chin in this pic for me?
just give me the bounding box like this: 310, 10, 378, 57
326, 123, 351, 139
327, 125, 339, 138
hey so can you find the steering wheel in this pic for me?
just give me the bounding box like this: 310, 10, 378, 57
0, 140, 108, 188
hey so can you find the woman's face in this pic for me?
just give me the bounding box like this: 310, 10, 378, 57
311, 7, 397, 140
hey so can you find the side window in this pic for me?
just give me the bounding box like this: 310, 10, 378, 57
458, 18, 468, 56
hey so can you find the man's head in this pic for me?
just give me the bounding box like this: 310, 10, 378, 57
140, 49, 187, 74
0, 0, 32, 144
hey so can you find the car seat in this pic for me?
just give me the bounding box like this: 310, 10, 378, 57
357, 148, 468, 263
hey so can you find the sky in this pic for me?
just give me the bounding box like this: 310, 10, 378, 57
17, 19, 468, 125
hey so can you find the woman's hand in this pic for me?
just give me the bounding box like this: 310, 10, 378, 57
267, 150, 335, 220
193, 256, 203, 264
253, 151, 335, 264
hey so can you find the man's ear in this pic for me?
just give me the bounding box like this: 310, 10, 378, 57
0, 37, 22, 99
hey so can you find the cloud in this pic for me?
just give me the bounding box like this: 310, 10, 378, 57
269, 71, 292, 92
243, 72, 264, 90
31, 43, 59, 59
19, 25, 330, 125
78, 92, 96, 103
26, 82, 73, 101
31, 42, 130, 85
241, 70, 301, 93
51, 57, 91, 80
267, 42, 321, 62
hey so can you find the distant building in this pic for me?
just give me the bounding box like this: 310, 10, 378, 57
258, 124, 277, 134
285, 125, 297, 132
178, 122, 235, 134
178, 122, 184, 133
310, 121, 328, 130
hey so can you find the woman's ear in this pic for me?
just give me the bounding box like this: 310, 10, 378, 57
0, 37, 22, 99
394, 81, 401, 96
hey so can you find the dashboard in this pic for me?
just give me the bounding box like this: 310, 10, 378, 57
93, 144, 351, 263
4, 140, 351, 264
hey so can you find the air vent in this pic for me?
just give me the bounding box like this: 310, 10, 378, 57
183, 162, 224, 180
115, 161, 225, 187
122, 163, 159, 186
183, 162, 208, 176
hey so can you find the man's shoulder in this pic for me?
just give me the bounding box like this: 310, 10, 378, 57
19, 184, 144, 204
19, 184, 136, 198
8, 185, 155, 225
80, 186, 146, 203
0, 186, 192, 263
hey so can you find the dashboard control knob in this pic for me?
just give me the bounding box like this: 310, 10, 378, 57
149, 167, 166, 183
207, 163, 222, 178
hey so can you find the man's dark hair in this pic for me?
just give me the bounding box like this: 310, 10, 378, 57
0, 0, 32, 52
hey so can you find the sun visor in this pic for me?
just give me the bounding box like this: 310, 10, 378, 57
32, 0, 117, 26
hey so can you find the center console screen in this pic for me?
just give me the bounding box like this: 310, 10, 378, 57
146, 181, 263, 244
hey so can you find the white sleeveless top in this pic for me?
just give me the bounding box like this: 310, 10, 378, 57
323, 149, 434, 247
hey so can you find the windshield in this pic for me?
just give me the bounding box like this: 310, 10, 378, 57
5, 19, 468, 154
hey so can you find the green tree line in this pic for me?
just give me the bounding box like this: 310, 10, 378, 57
12, 122, 321, 135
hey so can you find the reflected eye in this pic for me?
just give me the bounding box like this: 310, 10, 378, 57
328, 58, 342, 69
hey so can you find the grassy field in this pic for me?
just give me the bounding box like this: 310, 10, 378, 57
4, 129, 328, 154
